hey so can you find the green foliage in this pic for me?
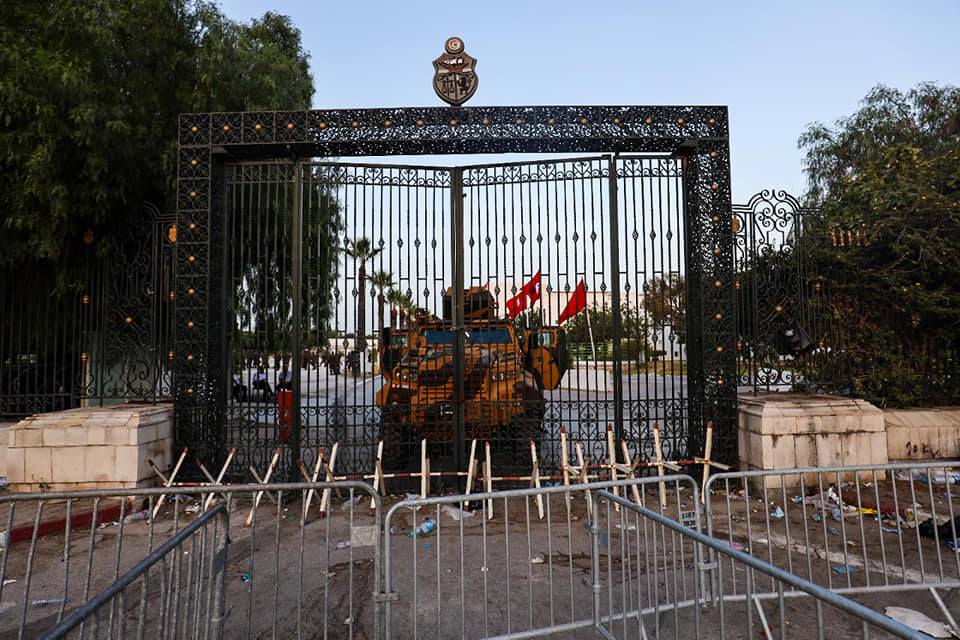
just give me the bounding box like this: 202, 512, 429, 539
643, 273, 686, 343
799, 82, 960, 406
0, 1, 315, 268
562, 302, 650, 362
512, 310, 544, 335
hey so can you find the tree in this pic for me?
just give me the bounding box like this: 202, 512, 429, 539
344, 238, 382, 351
368, 270, 395, 336
643, 274, 686, 344
798, 82, 960, 405
0, 1, 315, 269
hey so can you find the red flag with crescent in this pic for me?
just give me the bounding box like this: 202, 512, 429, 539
505, 271, 541, 318
557, 280, 587, 325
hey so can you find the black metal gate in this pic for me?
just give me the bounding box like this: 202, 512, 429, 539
175, 106, 736, 479
218, 155, 707, 478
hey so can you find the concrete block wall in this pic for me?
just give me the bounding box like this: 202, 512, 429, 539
885, 407, 960, 462
738, 394, 888, 488
6, 404, 173, 492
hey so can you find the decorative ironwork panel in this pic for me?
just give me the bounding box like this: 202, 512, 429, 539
0, 206, 175, 418
734, 189, 834, 396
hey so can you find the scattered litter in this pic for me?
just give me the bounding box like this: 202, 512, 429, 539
810, 513, 822, 522
0, 478, 8, 488
895, 469, 960, 485
341, 496, 362, 510
830, 507, 843, 522
730, 542, 743, 551
791, 495, 802, 503
831, 566, 856, 574
335, 541, 351, 549
389, 525, 400, 535
407, 519, 435, 538
828, 527, 839, 536
770, 506, 784, 518
508, 521, 515, 526
884, 606, 956, 638
2, 580, 15, 586
530, 553, 546, 564
241, 573, 250, 582
882, 527, 900, 534
185, 504, 200, 514
32, 598, 66, 607
859, 507, 878, 516
441, 505, 475, 521
124, 510, 149, 524
327, 571, 336, 578
424, 543, 431, 549
616, 524, 637, 531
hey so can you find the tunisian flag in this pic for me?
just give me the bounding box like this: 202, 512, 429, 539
557, 280, 587, 325
505, 271, 541, 318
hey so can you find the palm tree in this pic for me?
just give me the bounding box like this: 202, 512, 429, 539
344, 237, 382, 353
387, 288, 405, 329
368, 270, 395, 336
397, 292, 417, 329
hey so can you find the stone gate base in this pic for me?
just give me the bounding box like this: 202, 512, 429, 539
738, 394, 888, 488
6, 404, 173, 492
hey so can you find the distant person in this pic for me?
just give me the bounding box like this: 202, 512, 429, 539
232, 372, 247, 403
252, 366, 271, 399
278, 365, 293, 391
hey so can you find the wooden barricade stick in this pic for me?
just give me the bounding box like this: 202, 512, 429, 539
151, 447, 188, 519
701, 422, 714, 505
318, 442, 340, 517
530, 440, 544, 520
419, 439, 429, 499
575, 440, 592, 519
463, 439, 478, 509
695, 421, 730, 505
606, 425, 620, 509
370, 440, 384, 515
245, 448, 280, 527
199, 447, 235, 512
301, 447, 325, 526
620, 439, 643, 506
485, 441, 494, 519
653, 422, 667, 508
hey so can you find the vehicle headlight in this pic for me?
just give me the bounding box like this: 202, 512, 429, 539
399, 368, 418, 383
491, 369, 516, 381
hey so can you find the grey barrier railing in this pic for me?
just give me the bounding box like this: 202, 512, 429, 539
381, 475, 702, 639
593, 488, 928, 639
40, 503, 229, 640
0, 481, 381, 640
5, 463, 960, 638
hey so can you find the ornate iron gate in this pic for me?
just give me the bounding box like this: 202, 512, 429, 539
176, 106, 736, 479
0, 205, 175, 418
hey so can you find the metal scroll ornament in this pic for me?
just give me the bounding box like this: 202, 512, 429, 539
433, 37, 478, 106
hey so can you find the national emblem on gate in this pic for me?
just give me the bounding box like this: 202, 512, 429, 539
433, 37, 478, 106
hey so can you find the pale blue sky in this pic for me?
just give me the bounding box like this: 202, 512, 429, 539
218, 0, 960, 202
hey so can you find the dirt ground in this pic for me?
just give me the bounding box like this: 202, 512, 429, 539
0, 475, 957, 639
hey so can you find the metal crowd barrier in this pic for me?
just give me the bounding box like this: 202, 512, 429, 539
0, 481, 380, 639
705, 461, 960, 630
381, 475, 701, 639
41, 503, 229, 640
593, 489, 927, 639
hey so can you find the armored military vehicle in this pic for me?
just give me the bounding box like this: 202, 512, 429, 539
376, 287, 568, 465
